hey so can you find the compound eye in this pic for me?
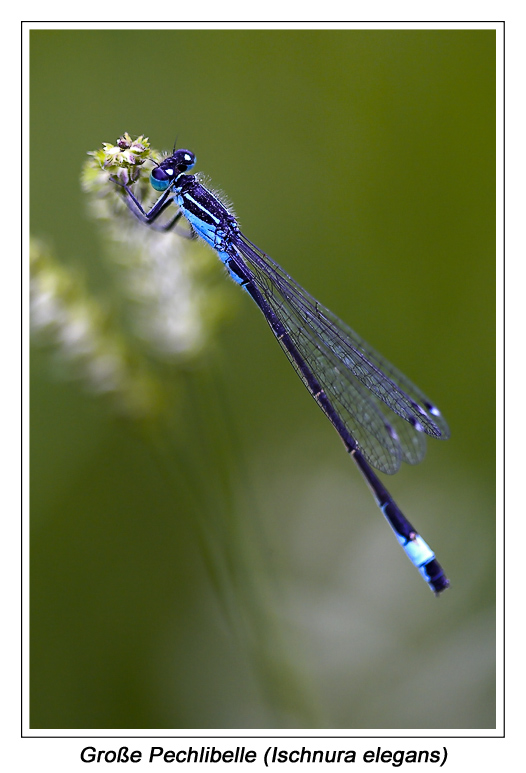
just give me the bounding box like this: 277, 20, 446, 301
150, 165, 175, 191
174, 150, 196, 172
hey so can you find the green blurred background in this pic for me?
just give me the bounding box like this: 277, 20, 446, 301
30, 29, 496, 730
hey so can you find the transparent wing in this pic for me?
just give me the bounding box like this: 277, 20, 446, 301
232, 234, 449, 475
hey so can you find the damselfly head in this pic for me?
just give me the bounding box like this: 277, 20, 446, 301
150, 149, 196, 191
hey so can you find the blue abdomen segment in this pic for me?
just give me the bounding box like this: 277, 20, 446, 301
382, 503, 449, 594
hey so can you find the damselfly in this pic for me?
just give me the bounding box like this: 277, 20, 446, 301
113, 145, 450, 594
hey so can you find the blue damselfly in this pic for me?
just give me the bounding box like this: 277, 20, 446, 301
113, 145, 450, 594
